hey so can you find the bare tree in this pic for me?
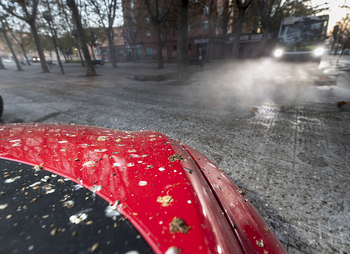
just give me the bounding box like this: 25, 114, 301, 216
67, 0, 96, 76
177, 0, 189, 82
123, 0, 147, 62
202, 0, 219, 62
0, 0, 49, 72
145, 0, 174, 69
0, 18, 23, 71
57, 0, 85, 66
89, 0, 119, 67
231, 0, 252, 61
334, 13, 350, 56
9, 21, 32, 66
85, 27, 103, 60
257, 0, 284, 57
0, 56, 5, 69
219, 0, 233, 37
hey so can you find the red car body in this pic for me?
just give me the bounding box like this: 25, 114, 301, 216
0, 124, 286, 254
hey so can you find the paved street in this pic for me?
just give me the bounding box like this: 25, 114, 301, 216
1, 57, 350, 253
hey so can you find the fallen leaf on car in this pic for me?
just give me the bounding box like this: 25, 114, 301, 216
97, 136, 107, 141
0, 204, 8, 210
157, 195, 174, 207
33, 164, 43, 171
281, 106, 285, 110
89, 243, 99, 252
50, 228, 58, 236
169, 217, 190, 234
165, 246, 182, 254
256, 240, 264, 248
238, 188, 247, 196
169, 154, 184, 162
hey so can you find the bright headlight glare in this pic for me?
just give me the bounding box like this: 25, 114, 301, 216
314, 47, 324, 56
274, 49, 283, 57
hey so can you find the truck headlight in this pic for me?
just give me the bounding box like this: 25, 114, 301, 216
314, 47, 324, 56
274, 49, 283, 57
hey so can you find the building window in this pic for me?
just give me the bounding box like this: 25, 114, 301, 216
146, 30, 151, 37
130, 0, 134, 9
137, 48, 142, 60
126, 48, 133, 61
146, 17, 150, 23
118, 49, 125, 61
188, 44, 191, 50
188, 25, 190, 31
173, 46, 177, 51
102, 48, 109, 61
146, 47, 152, 60
203, 20, 208, 30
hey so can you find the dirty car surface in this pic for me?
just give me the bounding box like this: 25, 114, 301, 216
0, 124, 286, 254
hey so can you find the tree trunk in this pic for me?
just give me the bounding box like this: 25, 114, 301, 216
205, 6, 213, 63
76, 41, 85, 67
337, 37, 350, 63
10, 32, 31, 66
155, 23, 164, 69
133, 48, 139, 63
29, 21, 49, 73
232, 7, 245, 61
67, 0, 96, 76
62, 49, 68, 62
1, 28, 23, 71
258, 29, 269, 57
331, 36, 337, 55
0, 56, 6, 70
20, 44, 31, 66
177, 0, 190, 83
107, 29, 117, 67
91, 45, 96, 60
205, 31, 213, 63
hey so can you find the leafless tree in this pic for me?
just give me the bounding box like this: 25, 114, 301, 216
144, 0, 174, 69
0, 0, 49, 72
123, 0, 147, 62
231, 0, 252, 60
0, 19, 23, 71
57, 0, 85, 66
334, 13, 350, 56
9, 21, 32, 66
67, 0, 96, 76
177, 0, 189, 82
202, 0, 219, 62
89, 0, 119, 67
257, 0, 287, 57
0, 56, 5, 69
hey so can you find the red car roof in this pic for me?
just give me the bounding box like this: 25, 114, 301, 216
0, 124, 286, 254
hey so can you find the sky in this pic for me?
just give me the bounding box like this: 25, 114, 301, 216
311, 0, 349, 30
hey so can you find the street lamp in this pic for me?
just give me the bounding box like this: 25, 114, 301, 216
43, 11, 64, 75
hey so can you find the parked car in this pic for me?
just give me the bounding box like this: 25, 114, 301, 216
0, 124, 287, 254
32, 56, 40, 63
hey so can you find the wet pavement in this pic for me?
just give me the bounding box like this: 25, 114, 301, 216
1, 56, 350, 253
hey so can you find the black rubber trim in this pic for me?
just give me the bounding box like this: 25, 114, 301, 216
0, 158, 153, 254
